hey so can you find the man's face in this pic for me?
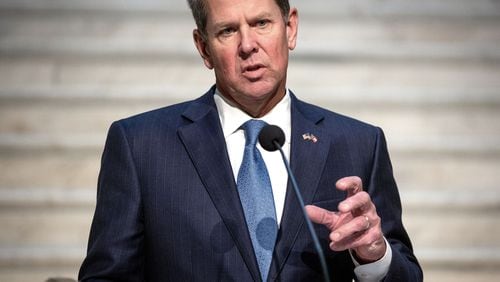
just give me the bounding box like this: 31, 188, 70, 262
194, 0, 298, 117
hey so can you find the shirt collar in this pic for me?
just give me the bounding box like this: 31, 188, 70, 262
214, 88, 291, 144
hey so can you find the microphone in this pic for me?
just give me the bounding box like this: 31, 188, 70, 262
259, 125, 331, 282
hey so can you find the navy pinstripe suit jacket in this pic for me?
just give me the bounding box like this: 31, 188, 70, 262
79, 87, 422, 281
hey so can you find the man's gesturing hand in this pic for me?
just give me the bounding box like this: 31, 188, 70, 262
305, 176, 386, 263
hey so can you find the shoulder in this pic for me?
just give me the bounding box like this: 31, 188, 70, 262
117, 100, 192, 131
293, 96, 382, 139
112, 88, 216, 136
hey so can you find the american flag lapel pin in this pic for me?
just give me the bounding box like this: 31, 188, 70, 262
302, 133, 318, 143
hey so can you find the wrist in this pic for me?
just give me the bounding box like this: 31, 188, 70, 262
353, 238, 386, 264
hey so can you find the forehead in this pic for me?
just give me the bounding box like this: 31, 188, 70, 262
205, 0, 281, 24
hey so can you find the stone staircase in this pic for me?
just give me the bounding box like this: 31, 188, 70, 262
1, 0, 499, 281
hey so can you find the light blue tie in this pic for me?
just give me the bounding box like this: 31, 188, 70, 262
237, 119, 278, 282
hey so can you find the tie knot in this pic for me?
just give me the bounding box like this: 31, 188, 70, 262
242, 119, 267, 146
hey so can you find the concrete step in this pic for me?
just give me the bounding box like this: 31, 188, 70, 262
1, 132, 499, 194
0, 225, 499, 281
404, 210, 500, 249
395, 153, 500, 195
287, 61, 500, 98
0, 265, 498, 282
1, 129, 499, 157
0, 0, 189, 13
0, 245, 83, 269
401, 189, 500, 213
0, 152, 100, 189
2, 150, 498, 207
0, 266, 79, 282
1, 97, 498, 142
2, 185, 498, 211
1, 10, 499, 61
1, 83, 498, 108
424, 269, 500, 282
1, 0, 499, 18
294, 0, 500, 19
0, 101, 157, 136
298, 18, 500, 62
0, 207, 93, 247
1, 59, 499, 98
0, 267, 500, 282
0, 58, 214, 89
0, 199, 499, 260
0, 265, 499, 282
0, 245, 499, 281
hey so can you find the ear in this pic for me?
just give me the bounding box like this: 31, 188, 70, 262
193, 29, 214, 69
286, 8, 299, 50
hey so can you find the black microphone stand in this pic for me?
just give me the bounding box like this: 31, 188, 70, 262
273, 140, 331, 282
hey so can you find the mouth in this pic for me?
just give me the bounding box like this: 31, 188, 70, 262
244, 64, 264, 72
242, 64, 266, 80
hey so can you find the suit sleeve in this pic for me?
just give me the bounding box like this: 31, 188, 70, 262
367, 128, 423, 281
79, 121, 145, 281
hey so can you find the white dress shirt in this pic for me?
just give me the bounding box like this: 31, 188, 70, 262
213, 88, 391, 281
214, 89, 291, 223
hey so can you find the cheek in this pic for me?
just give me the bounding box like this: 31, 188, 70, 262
218, 59, 237, 79
270, 46, 289, 72
213, 50, 239, 75
265, 37, 289, 65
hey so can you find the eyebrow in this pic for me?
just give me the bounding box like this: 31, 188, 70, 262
250, 12, 275, 23
211, 11, 276, 31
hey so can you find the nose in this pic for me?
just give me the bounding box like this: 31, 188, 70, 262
239, 27, 258, 58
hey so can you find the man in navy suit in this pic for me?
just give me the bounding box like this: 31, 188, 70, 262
79, 0, 422, 281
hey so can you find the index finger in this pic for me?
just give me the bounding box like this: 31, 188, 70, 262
336, 176, 363, 197
305, 205, 339, 230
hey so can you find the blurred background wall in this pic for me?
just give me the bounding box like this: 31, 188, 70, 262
1, 0, 499, 281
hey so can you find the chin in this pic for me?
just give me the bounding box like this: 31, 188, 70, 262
240, 80, 280, 97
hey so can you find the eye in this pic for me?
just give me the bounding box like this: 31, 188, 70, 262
256, 19, 269, 28
219, 27, 236, 37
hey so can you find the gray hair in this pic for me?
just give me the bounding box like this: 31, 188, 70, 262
187, 0, 290, 38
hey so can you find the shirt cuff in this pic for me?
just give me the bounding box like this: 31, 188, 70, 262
349, 237, 392, 282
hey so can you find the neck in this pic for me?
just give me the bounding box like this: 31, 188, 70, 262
218, 87, 286, 118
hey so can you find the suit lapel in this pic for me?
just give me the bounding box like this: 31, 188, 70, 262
177, 91, 261, 281
269, 94, 331, 280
